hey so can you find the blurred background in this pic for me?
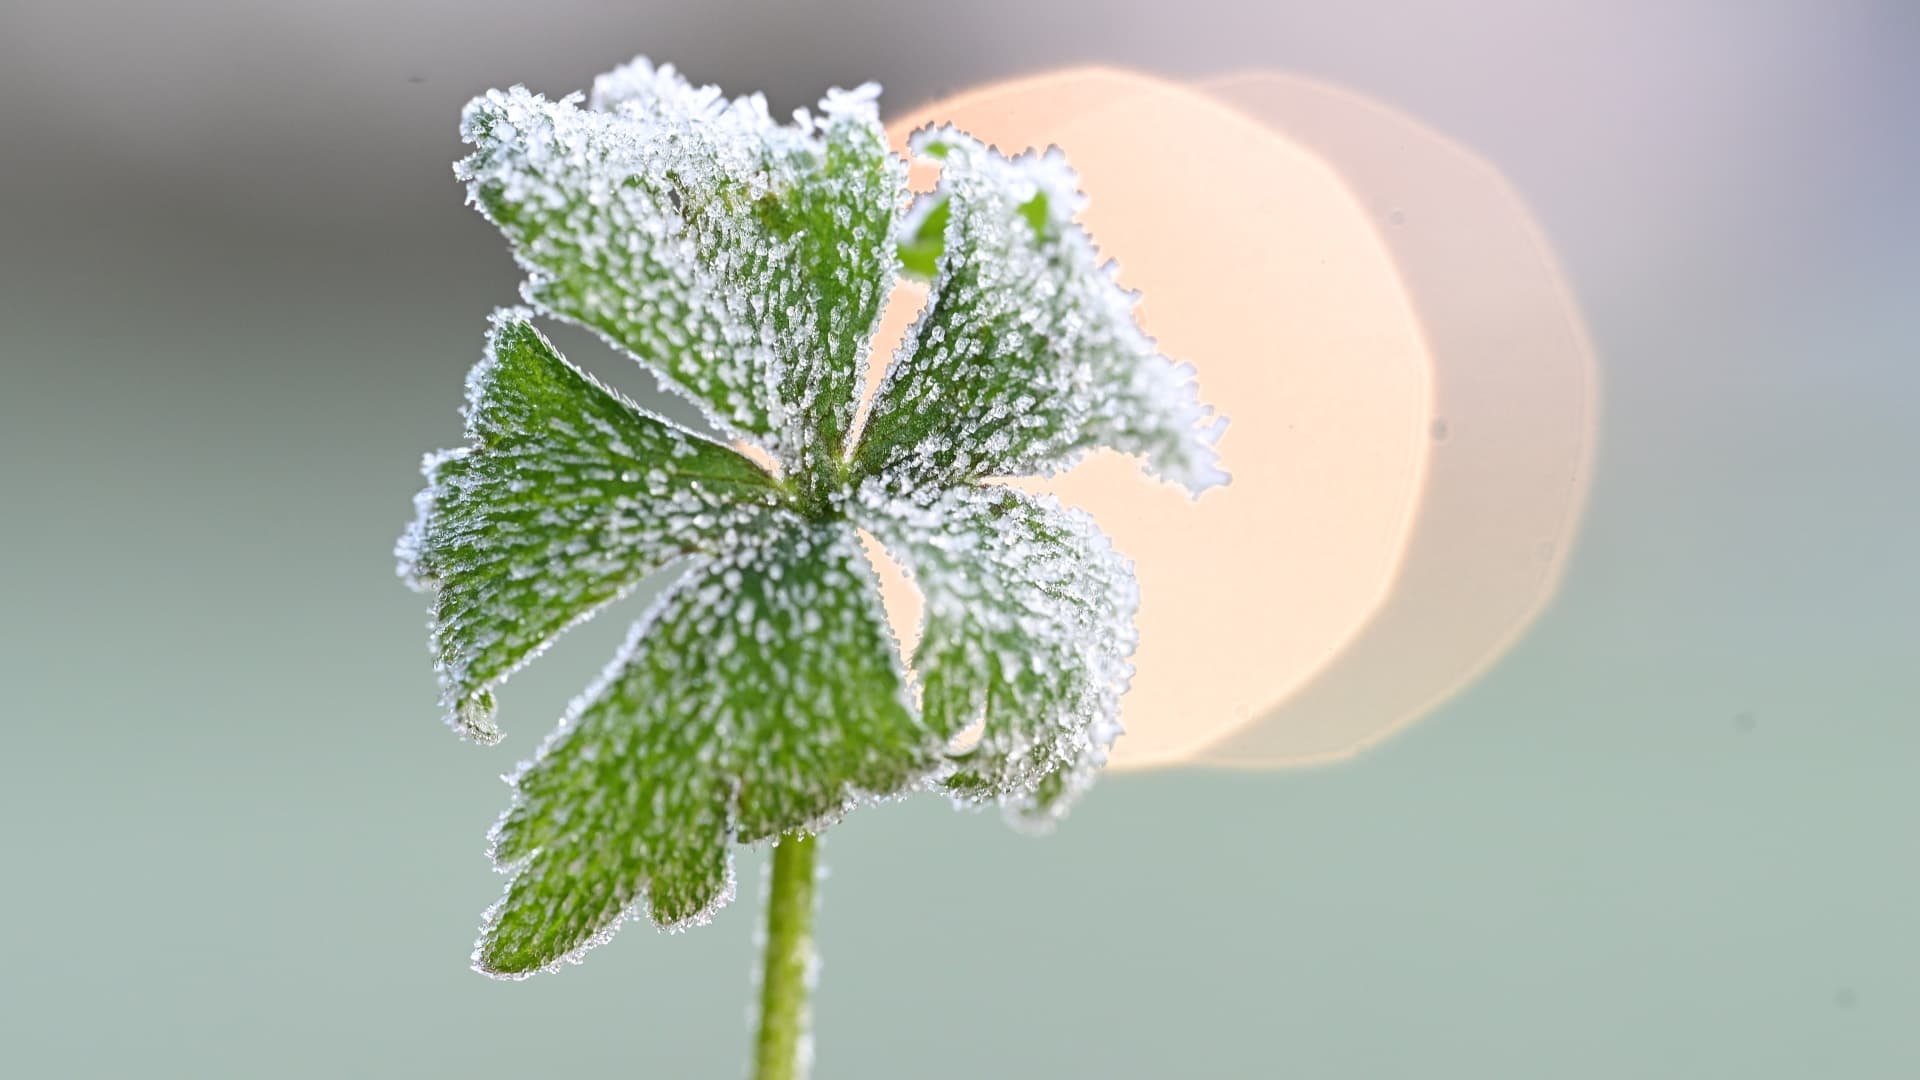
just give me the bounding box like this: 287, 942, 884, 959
2, 2, 1915, 1077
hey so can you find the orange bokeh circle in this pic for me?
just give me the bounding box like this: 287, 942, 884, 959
871, 68, 1596, 770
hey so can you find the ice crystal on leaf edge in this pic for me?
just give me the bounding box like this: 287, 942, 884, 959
397, 57, 1226, 978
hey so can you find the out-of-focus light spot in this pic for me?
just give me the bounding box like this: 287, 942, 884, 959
1191, 72, 1598, 769
876, 68, 1596, 771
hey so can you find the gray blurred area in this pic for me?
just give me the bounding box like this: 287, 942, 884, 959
2, 2, 1916, 1077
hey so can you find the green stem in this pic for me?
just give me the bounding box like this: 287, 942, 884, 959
753, 833, 818, 1080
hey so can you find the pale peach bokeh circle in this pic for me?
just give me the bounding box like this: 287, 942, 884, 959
869, 69, 1596, 770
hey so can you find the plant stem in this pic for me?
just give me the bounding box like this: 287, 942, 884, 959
753, 832, 818, 1080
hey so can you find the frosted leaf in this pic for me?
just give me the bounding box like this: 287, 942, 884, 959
457, 61, 904, 501
856, 127, 1230, 495
477, 522, 937, 976
404, 59, 1228, 978
397, 312, 789, 742
851, 480, 1138, 824
894, 187, 949, 279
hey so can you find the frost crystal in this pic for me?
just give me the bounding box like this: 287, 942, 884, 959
457, 59, 901, 505
398, 312, 790, 743
479, 523, 925, 975
402, 58, 1226, 976
851, 479, 1137, 824
859, 127, 1228, 492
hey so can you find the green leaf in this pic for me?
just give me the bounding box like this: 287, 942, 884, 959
852, 481, 1138, 824
750, 83, 902, 502
403, 59, 1229, 978
855, 127, 1229, 495
397, 311, 788, 743
896, 193, 949, 279
896, 189, 1049, 281
477, 523, 937, 975
458, 61, 904, 502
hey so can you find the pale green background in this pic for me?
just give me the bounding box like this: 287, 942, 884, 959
2, 1, 1915, 1077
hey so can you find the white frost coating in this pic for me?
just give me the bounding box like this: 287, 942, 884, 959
462, 60, 905, 496
473, 522, 939, 975
474, 842, 740, 982
819, 81, 883, 121
850, 477, 1139, 824
860, 125, 1230, 496
397, 311, 791, 743
406, 56, 1228, 975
